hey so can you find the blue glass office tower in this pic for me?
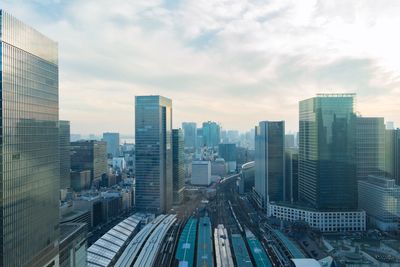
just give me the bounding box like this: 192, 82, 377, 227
299, 94, 357, 210
102, 132, 120, 158
135, 96, 173, 213
202, 121, 220, 148
182, 122, 197, 149
218, 143, 237, 162
0, 11, 60, 266
254, 121, 285, 208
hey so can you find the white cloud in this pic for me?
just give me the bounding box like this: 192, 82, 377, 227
1, 0, 400, 134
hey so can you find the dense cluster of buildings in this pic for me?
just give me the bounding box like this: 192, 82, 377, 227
248, 94, 400, 233
1, 9, 400, 267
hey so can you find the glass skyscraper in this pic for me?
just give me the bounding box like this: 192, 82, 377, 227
254, 121, 285, 208
182, 122, 197, 149
356, 117, 385, 180
135, 95, 172, 214
102, 132, 120, 158
299, 94, 357, 210
285, 148, 299, 203
70, 140, 107, 183
218, 143, 237, 162
202, 121, 220, 148
59, 120, 71, 190
0, 10, 60, 266
385, 128, 400, 185
172, 129, 185, 205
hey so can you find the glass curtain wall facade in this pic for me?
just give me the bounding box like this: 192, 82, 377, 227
285, 148, 299, 203
59, 120, 71, 190
172, 129, 185, 205
102, 132, 120, 158
182, 122, 197, 149
356, 117, 385, 180
202, 121, 220, 148
254, 121, 285, 208
385, 129, 400, 185
135, 95, 172, 214
218, 143, 237, 162
0, 10, 60, 266
299, 94, 357, 210
70, 140, 107, 183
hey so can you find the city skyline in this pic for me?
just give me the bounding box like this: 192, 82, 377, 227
1, 1, 400, 134
2, 4, 400, 267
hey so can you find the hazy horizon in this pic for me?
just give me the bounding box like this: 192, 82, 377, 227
1, 0, 400, 134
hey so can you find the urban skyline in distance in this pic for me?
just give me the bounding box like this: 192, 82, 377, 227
2, 4, 400, 267
1, 0, 400, 134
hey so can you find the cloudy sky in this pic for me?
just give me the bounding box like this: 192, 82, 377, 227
2, 0, 400, 134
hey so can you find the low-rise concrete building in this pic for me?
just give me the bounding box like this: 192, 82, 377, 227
268, 202, 366, 232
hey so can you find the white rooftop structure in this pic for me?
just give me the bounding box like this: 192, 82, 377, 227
133, 214, 177, 267
115, 214, 177, 267
291, 259, 321, 267
87, 213, 146, 267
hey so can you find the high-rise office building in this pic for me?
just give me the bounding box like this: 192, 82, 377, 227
254, 121, 285, 208
218, 143, 237, 173
172, 129, 185, 205
182, 122, 197, 149
102, 132, 120, 158
285, 148, 299, 203
196, 128, 204, 148
70, 140, 108, 183
385, 128, 400, 185
0, 11, 60, 266
218, 143, 237, 162
285, 134, 295, 148
299, 94, 357, 210
227, 130, 240, 143
135, 95, 173, 213
59, 120, 71, 190
202, 121, 220, 148
386, 121, 395, 130
356, 117, 385, 180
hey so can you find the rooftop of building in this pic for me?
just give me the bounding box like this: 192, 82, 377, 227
61, 209, 90, 223
60, 223, 86, 243
87, 213, 145, 267
241, 161, 255, 169
245, 231, 272, 267
359, 175, 399, 188
316, 93, 356, 97
270, 201, 364, 213
291, 258, 321, 267
272, 229, 306, 259
175, 218, 198, 266
192, 160, 210, 165
197, 217, 213, 267
231, 234, 252, 267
